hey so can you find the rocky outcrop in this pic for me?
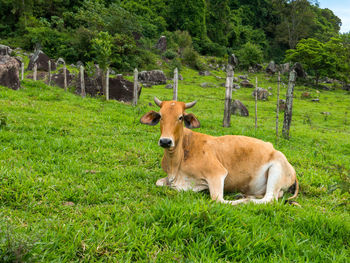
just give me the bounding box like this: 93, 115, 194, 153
109, 76, 142, 102
266, 61, 277, 75
280, 63, 290, 74
138, 70, 167, 85
76, 67, 103, 96
240, 80, 254, 88
0, 55, 21, 90
292, 62, 306, 78
230, 99, 249, 117
51, 68, 74, 88
252, 87, 270, 100
198, 70, 211, 76
27, 50, 56, 71
228, 54, 238, 68
0, 45, 12, 56
156, 36, 167, 52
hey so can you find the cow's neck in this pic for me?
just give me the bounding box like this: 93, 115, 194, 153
163, 133, 185, 175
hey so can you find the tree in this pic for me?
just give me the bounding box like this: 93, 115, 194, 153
91, 31, 113, 95
236, 42, 263, 69
285, 38, 348, 85
273, 0, 316, 49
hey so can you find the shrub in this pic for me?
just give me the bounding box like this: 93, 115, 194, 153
182, 47, 205, 71
163, 50, 177, 60
236, 42, 264, 69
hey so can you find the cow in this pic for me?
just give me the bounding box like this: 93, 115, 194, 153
140, 97, 299, 205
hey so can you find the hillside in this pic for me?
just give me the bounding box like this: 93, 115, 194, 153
1, 67, 349, 261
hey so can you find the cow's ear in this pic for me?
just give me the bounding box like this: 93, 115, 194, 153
184, 113, 200, 129
140, 111, 161, 126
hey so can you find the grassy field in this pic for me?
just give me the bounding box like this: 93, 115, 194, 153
0, 67, 349, 262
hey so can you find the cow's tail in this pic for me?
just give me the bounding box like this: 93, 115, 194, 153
287, 177, 299, 201
285, 177, 300, 206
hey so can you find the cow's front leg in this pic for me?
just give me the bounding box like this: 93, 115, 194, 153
156, 177, 169, 187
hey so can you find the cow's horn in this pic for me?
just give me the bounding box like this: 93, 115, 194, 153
154, 97, 162, 107
185, 100, 197, 109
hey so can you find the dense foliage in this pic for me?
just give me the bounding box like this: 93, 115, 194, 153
0, 0, 347, 75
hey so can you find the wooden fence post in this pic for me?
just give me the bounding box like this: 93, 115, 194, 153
133, 68, 138, 106
173, 67, 178, 101
33, 63, 37, 81
48, 60, 51, 86
223, 65, 234, 127
21, 62, 24, 81
276, 72, 281, 139
63, 63, 67, 91
106, 68, 110, 101
255, 77, 258, 131
282, 70, 296, 139
80, 65, 86, 98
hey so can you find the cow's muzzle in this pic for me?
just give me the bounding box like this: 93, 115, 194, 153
158, 137, 174, 148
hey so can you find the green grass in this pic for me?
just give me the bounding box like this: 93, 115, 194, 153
0, 67, 349, 262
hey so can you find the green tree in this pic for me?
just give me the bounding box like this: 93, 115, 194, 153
285, 38, 348, 85
91, 31, 113, 95
236, 42, 263, 69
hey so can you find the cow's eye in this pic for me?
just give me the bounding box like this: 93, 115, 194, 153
179, 116, 183, 121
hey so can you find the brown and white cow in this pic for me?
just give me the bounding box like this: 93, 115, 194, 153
140, 98, 298, 205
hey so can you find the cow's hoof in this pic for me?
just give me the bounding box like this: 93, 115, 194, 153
156, 178, 167, 186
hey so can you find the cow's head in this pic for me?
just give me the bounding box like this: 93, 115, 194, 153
140, 97, 200, 149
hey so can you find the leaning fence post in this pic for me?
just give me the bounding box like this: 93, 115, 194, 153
173, 67, 178, 101
282, 70, 296, 139
223, 65, 234, 127
33, 63, 37, 81
106, 68, 110, 101
255, 77, 258, 131
133, 68, 138, 106
276, 72, 281, 139
48, 60, 51, 86
63, 63, 67, 91
80, 65, 86, 98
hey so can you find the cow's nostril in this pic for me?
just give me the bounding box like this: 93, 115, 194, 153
159, 138, 173, 148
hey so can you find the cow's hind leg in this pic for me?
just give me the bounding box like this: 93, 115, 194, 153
250, 162, 282, 204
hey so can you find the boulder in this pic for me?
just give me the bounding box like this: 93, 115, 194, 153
233, 84, 240, 89
51, 68, 74, 88
27, 50, 56, 71
76, 61, 84, 68
228, 54, 238, 68
240, 80, 254, 88
165, 84, 173, 89
179, 74, 183, 81
230, 100, 249, 117
342, 84, 350, 91
138, 70, 167, 85
301, 92, 311, 98
200, 82, 215, 88
292, 62, 306, 78
109, 76, 142, 102
233, 77, 239, 82
254, 63, 263, 72
0, 55, 21, 90
76, 67, 103, 96
239, 75, 248, 80
280, 63, 290, 74
156, 36, 167, 52
0, 44, 12, 56
265, 61, 277, 75
252, 87, 270, 100
279, 99, 286, 111
198, 70, 211, 76
56, 58, 66, 66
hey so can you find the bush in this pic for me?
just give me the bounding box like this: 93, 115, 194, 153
182, 47, 205, 71
163, 50, 177, 60
236, 42, 264, 69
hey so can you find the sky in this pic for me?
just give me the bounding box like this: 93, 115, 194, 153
317, 0, 350, 33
